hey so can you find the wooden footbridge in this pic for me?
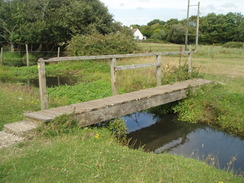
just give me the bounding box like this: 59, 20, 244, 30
3, 51, 212, 137
4, 79, 212, 136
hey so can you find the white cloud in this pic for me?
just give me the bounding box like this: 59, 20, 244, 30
101, 0, 244, 25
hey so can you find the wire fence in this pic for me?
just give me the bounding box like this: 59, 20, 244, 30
0, 48, 66, 66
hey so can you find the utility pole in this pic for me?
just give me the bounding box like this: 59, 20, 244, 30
195, 2, 200, 51
185, 0, 190, 51
185, 0, 200, 51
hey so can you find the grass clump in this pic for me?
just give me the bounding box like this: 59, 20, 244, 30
1, 127, 243, 183
38, 113, 79, 137
173, 84, 244, 136
0, 83, 66, 130
0, 83, 40, 130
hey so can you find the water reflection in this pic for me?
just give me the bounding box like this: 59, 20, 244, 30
28, 76, 78, 87
124, 112, 244, 173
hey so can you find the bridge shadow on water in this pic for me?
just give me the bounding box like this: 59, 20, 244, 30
124, 112, 244, 174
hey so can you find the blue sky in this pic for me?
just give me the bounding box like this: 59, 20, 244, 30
100, 0, 244, 26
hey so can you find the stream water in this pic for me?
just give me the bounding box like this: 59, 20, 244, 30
123, 112, 244, 174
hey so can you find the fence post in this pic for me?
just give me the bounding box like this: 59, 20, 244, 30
25, 44, 29, 67
57, 47, 60, 57
156, 54, 161, 86
0, 47, 3, 65
179, 46, 183, 65
111, 57, 117, 95
188, 45, 192, 74
38, 59, 48, 110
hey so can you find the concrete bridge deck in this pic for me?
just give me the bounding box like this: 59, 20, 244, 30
4, 79, 212, 136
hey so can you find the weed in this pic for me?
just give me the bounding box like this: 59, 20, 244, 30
107, 118, 128, 137
38, 113, 79, 137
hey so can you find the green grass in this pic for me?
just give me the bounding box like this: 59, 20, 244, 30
1, 127, 243, 183
0, 43, 244, 182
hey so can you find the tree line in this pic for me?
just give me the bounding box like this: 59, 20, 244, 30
132, 12, 244, 45
0, 0, 131, 52
0, 0, 243, 53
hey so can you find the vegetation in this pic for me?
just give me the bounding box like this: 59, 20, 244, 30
0, 0, 130, 51
132, 12, 244, 44
0, 43, 243, 181
1, 127, 243, 182
67, 32, 140, 56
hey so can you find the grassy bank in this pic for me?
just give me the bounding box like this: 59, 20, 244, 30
0, 43, 243, 182
1, 127, 243, 182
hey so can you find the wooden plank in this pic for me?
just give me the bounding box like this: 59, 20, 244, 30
38, 60, 48, 110
41, 51, 194, 63
115, 63, 157, 71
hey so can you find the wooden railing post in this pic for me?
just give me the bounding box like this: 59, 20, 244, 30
38, 59, 48, 110
188, 45, 193, 74
156, 54, 161, 86
111, 57, 117, 95
57, 47, 60, 57
0, 47, 3, 65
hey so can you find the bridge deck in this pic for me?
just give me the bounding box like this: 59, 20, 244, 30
4, 79, 212, 136
24, 79, 212, 127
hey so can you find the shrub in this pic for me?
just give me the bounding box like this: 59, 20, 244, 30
67, 32, 140, 56
38, 113, 79, 137
2, 52, 23, 66
223, 42, 243, 48
22, 54, 37, 66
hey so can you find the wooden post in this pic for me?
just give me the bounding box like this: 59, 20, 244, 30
111, 57, 117, 95
38, 59, 48, 110
25, 44, 29, 67
156, 55, 161, 86
57, 47, 60, 57
188, 45, 193, 74
0, 47, 3, 65
179, 46, 183, 65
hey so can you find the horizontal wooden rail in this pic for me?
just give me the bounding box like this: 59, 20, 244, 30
115, 63, 158, 71
39, 51, 194, 63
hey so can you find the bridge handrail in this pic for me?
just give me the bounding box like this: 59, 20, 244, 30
38, 51, 194, 63
37, 50, 194, 110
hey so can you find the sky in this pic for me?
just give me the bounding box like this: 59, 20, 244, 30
100, 0, 244, 26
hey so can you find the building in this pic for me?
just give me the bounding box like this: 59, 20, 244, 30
132, 28, 146, 41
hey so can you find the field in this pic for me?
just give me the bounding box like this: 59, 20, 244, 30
0, 43, 244, 182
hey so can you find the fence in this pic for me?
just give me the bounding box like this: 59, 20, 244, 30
0, 46, 65, 66
38, 50, 194, 110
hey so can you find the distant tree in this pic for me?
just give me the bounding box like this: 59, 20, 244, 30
147, 19, 165, 26
0, 0, 123, 51
167, 24, 185, 44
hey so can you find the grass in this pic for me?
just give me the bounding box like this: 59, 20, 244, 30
0, 43, 244, 182
1, 127, 243, 183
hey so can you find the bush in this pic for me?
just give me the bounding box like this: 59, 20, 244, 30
67, 32, 140, 56
2, 52, 23, 66
223, 42, 243, 48
22, 54, 37, 66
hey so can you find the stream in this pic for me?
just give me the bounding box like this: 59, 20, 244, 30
123, 111, 244, 174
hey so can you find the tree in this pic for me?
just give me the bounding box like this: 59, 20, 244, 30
166, 24, 185, 44
0, 0, 120, 51
147, 19, 165, 26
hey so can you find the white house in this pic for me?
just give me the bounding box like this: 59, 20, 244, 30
132, 28, 146, 41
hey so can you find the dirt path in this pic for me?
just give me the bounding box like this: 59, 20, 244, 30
0, 131, 25, 149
